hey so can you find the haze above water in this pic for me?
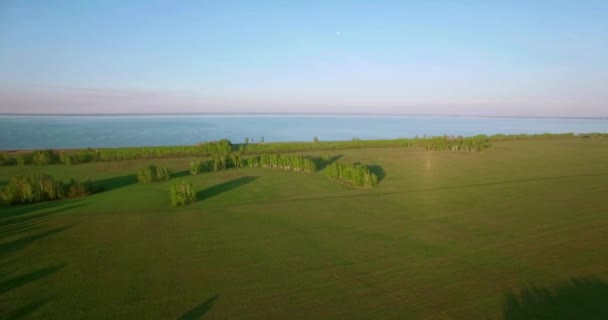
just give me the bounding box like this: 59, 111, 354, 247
1, 115, 607, 150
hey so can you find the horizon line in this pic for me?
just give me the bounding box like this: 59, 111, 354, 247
1, 112, 607, 120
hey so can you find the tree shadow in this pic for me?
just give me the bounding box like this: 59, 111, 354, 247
1, 200, 79, 220
1, 204, 82, 231
308, 154, 343, 171
502, 276, 608, 319
177, 295, 219, 320
172, 170, 191, 179
196, 176, 258, 201
94, 174, 138, 192
4, 298, 51, 320
0, 264, 65, 295
0, 225, 71, 256
368, 165, 386, 182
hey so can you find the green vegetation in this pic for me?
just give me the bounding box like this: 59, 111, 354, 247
2, 137, 608, 319
325, 162, 379, 187
0, 173, 95, 204
248, 154, 317, 172
190, 154, 316, 174
3, 133, 608, 168
421, 135, 492, 151
170, 180, 196, 206
137, 164, 171, 183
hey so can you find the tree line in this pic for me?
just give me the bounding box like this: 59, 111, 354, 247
4, 133, 608, 167
1, 174, 97, 205
190, 153, 316, 175
421, 135, 492, 152
325, 162, 379, 187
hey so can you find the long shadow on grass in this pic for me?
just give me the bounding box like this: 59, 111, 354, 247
94, 174, 138, 192
502, 276, 608, 319
308, 154, 343, 171
4, 298, 51, 320
197, 176, 258, 201
172, 170, 191, 179
1, 200, 79, 220
0, 225, 71, 256
0, 264, 65, 295
216, 172, 608, 208
1, 204, 81, 241
178, 295, 219, 320
368, 164, 386, 182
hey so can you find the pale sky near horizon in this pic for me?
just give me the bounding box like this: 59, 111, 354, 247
0, 0, 607, 116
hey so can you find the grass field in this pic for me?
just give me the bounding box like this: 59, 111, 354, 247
1, 137, 608, 319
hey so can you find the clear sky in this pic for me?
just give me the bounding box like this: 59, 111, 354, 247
1, 0, 607, 116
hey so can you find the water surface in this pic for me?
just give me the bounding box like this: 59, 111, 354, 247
1, 115, 607, 149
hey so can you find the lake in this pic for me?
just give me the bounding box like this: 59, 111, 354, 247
1, 115, 607, 150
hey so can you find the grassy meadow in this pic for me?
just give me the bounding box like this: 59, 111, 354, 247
1, 137, 608, 319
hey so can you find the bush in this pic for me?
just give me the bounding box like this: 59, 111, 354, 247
138, 165, 170, 183
0, 153, 17, 166
31, 149, 60, 165
170, 180, 196, 206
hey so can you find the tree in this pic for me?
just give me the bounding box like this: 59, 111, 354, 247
138, 164, 170, 183
313, 136, 319, 143
170, 180, 196, 206
244, 137, 249, 145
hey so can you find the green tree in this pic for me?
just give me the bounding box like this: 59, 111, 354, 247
170, 180, 196, 206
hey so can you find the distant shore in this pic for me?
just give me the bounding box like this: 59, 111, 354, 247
0, 113, 607, 120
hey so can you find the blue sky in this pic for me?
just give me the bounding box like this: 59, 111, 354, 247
0, 0, 607, 116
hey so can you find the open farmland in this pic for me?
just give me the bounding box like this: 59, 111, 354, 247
1, 137, 608, 319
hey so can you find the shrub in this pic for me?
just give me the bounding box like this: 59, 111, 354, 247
31, 149, 60, 165
0, 153, 17, 166
137, 165, 170, 183
65, 179, 95, 198
156, 166, 170, 181
170, 180, 196, 206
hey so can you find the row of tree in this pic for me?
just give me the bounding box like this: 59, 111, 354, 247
137, 165, 171, 183
248, 154, 317, 172
189, 153, 316, 175
421, 135, 492, 152
1, 174, 97, 205
0, 140, 238, 167
325, 162, 379, 187
0, 134, 511, 167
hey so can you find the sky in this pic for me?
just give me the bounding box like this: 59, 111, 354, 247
0, 0, 607, 116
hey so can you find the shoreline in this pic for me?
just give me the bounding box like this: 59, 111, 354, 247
1, 113, 607, 120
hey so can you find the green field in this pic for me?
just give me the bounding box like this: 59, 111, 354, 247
2, 137, 608, 319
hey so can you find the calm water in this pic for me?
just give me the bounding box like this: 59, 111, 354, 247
1, 115, 607, 150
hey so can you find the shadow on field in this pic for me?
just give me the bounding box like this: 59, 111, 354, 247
4, 298, 51, 320
0, 264, 65, 295
309, 154, 343, 171
177, 295, 219, 320
1, 204, 80, 239
0, 201, 73, 319
172, 170, 191, 179
94, 174, 138, 192
1, 201, 80, 220
502, 277, 608, 320
197, 176, 258, 201
0, 226, 72, 256
368, 164, 386, 182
